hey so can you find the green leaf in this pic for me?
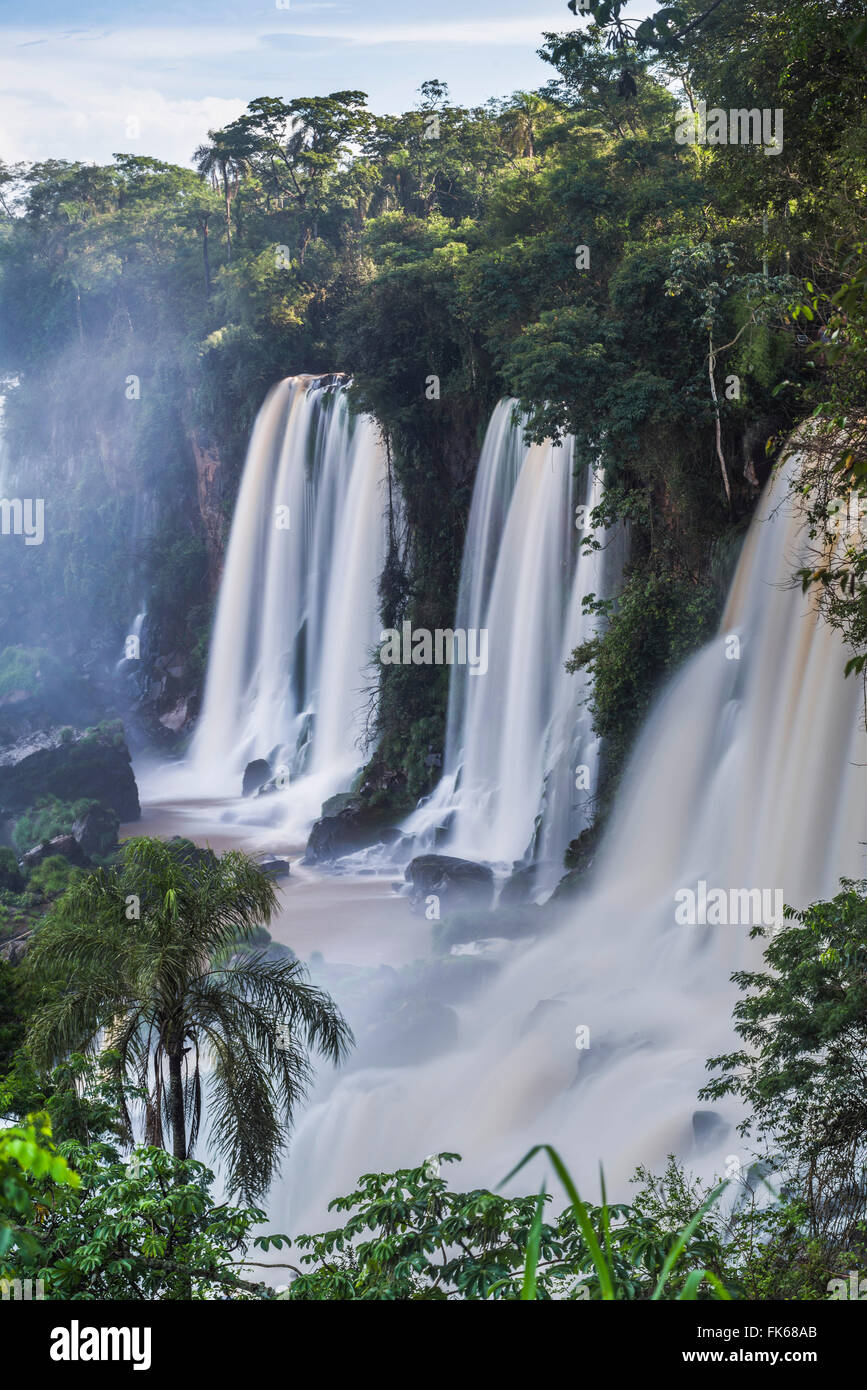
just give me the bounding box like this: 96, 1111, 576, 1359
520, 1185, 546, 1300
651, 1183, 727, 1300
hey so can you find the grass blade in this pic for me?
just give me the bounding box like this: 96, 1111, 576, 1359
651, 1180, 728, 1300
677, 1269, 732, 1301
502, 1143, 614, 1300
520, 1184, 547, 1300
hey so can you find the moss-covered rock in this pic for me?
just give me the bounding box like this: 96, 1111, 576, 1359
0, 721, 140, 822
21, 834, 90, 870
71, 804, 120, 859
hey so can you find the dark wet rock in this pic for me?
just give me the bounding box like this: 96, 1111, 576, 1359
0, 930, 32, 965
692, 1110, 730, 1151
256, 855, 291, 880
0, 721, 139, 821
405, 854, 494, 915
71, 804, 120, 859
254, 766, 293, 798
551, 824, 602, 902
305, 795, 401, 864
358, 998, 459, 1067
431, 904, 536, 953
498, 860, 557, 906
320, 792, 357, 818
22, 834, 90, 870
242, 759, 272, 797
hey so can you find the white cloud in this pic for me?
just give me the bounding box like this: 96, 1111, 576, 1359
0, 84, 248, 166
0, 15, 568, 165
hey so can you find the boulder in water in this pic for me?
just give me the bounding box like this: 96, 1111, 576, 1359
242, 759, 271, 797
254, 764, 293, 798
403, 955, 499, 1005
432, 904, 537, 952
305, 796, 401, 864
691, 1110, 730, 1152
405, 854, 494, 915
358, 998, 459, 1067
256, 855, 291, 880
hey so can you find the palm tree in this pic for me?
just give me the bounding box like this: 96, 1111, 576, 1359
193, 133, 248, 261
502, 92, 548, 161
26, 837, 353, 1201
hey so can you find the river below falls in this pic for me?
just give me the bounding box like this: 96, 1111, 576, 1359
121, 792, 427, 969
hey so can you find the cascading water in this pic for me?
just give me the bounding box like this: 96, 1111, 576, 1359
280, 441, 867, 1230
187, 377, 389, 825
404, 400, 624, 878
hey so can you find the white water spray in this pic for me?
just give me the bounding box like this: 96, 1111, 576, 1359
282, 444, 867, 1229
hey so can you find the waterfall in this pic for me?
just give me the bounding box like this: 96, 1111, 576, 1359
281, 441, 867, 1230
404, 401, 624, 877
188, 378, 389, 818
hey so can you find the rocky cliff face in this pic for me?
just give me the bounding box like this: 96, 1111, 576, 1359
190, 432, 225, 594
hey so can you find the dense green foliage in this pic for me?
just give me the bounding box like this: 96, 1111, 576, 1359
2, 877, 867, 1300
0, 1111, 80, 1278
12, 795, 96, 854
702, 880, 867, 1251
2, 0, 862, 797
0, 1073, 288, 1299
287, 1151, 733, 1300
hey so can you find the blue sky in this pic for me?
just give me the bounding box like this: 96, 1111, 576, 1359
0, 0, 605, 167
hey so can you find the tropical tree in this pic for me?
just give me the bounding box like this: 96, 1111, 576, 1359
701, 879, 867, 1248
24, 837, 353, 1201
500, 92, 550, 160
193, 130, 250, 259
175, 182, 223, 295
